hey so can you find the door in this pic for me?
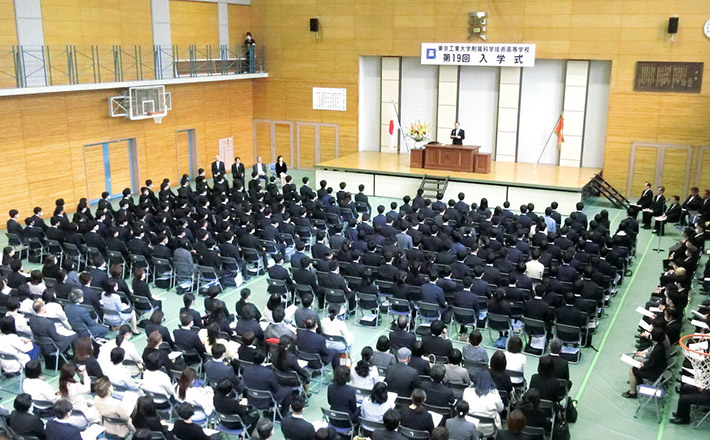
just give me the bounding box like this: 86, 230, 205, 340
296, 122, 340, 169
253, 120, 294, 166
83, 139, 138, 202
254, 121, 272, 162
627, 143, 692, 200
176, 129, 197, 179
318, 125, 339, 163
297, 123, 317, 169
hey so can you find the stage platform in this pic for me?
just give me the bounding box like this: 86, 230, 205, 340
314, 152, 601, 215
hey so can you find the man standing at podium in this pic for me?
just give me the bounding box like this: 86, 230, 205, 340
450, 122, 465, 145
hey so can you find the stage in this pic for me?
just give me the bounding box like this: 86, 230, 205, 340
314, 152, 601, 215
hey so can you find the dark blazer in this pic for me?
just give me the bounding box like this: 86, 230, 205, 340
450, 128, 465, 145
173, 328, 206, 357
232, 162, 246, 183
241, 364, 291, 408
399, 405, 434, 433
281, 414, 315, 440
45, 420, 81, 440
529, 374, 566, 402
389, 329, 416, 351
421, 335, 453, 357
421, 381, 456, 407
638, 188, 653, 209
214, 392, 258, 430
372, 429, 407, 440
9, 410, 45, 439
296, 329, 330, 367
172, 420, 210, 440
212, 160, 227, 177
64, 303, 108, 338
327, 383, 358, 422
384, 362, 420, 396
144, 322, 176, 349
542, 354, 569, 382
28, 315, 77, 355
205, 359, 240, 389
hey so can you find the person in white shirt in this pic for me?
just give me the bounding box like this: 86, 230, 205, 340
141, 351, 175, 409
462, 370, 504, 437
0, 316, 35, 374
27, 270, 46, 297
58, 362, 101, 426
23, 360, 58, 417
503, 336, 527, 386
321, 304, 353, 353
103, 347, 141, 398
360, 382, 395, 423
42, 290, 75, 335
97, 326, 143, 374
350, 356, 380, 394
6, 298, 31, 337
175, 367, 214, 424
524, 249, 545, 280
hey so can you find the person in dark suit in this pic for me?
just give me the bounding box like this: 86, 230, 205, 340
656, 194, 680, 235
9, 393, 46, 440
399, 388, 434, 433
421, 320, 453, 357
231, 157, 246, 187
622, 328, 667, 399
173, 312, 206, 360
529, 356, 566, 403
524, 285, 554, 333
643, 186, 666, 229
450, 122, 465, 146
420, 364, 455, 407
542, 339, 570, 387
45, 400, 82, 440
213, 378, 257, 433
384, 347, 420, 397
65, 288, 109, 338
320, 260, 355, 311
241, 349, 292, 416
554, 292, 587, 329
327, 366, 359, 427
252, 156, 267, 180
281, 394, 315, 440
144, 310, 176, 350
372, 409, 408, 440
296, 317, 339, 368
205, 344, 241, 390
88, 256, 109, 289
28, 301, 78, 368
389, 316, 416, 351
633, 181, 654, 219
211, 155, 227, 177
7, 209, 23, 236
293, 293, 322, 332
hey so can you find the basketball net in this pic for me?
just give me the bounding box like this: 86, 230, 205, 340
147, 112, 164, 124
680, 333, 710, 390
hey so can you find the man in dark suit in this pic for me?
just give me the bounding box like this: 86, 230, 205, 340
65, 289, 109, 338
420, 364, 456, 407
267, 253, 294, 293
643, 186, 666, 229
320, 260, 355, 311
28, 301, 78, 368
543, 339, 571, 387
241, 349, 291, 416
421, 320, 453, 357
389, 316, 416, 351
280, 395, 315, 440
204, 344, 241, 390
555, 293, 588, 329
293, 259, 323, 309
450, 122, 465, 145
633, 181, 654, 218
290, 242, 308, 269
88, 256, 109, 289
6, 209, 23, 236
524, 285, 554, 333
211, 155, 227, 177
354, 185, 371, 213
252, 156, 267, 180
45, 399, 82, 440
296, 317, 339, 368
173, 312, 206, 360
384, 347, 420, 397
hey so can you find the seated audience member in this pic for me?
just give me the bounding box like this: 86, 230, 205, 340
504, 336, 527, 386
488, 351, 513, 400
65, 288, 109, 338
141, 351, 176, 409
516, 390, 549, 430
73, 336, 103, 379
408, 341, 432, 376
541, 338, 570, 387
390, 316, 416, 351
213, 379, 258, 433
529, 356, 566, 403
321, 304, 354, 353
131, 396, 175, 440
372, 409, 407, 440
445, 400, 478, 440
421, 364, 456, 408
98, 325, 143, 373
384, 347, 421, 397
350, 351, 379, 391
144, 310, 175, 349
175, 368, 215, 424
297, 317, 340, 369
93, 377, 135, 439
495, 409, 528, 440
462, 370, 504, 437
22, 360, 58, 417
29, 300, 78, 369
360, 382, 395, 423
399, 388, 434, 433
172, 402, 215, 440
101, 280, 139, 333
327, 365, 359, 427
103, 347, 140, 396
371, 335, 397, 368
58, 362, 100, 426
422, 319, 453, 357
622, 328, 667, 399
272, 335, 310, 394
0, 316, 36, 375
241, 349, 292, 416
264, 305, 296, 342
235, 288, 262, 321
9, 393, 46, 440
45, 399, 82, 440
281, 394, 315, 440
445, 348, 470, 385
205, 343, 241, 389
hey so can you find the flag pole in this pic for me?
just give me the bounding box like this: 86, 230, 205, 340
392, 101, 410, 153
534, 113, 562, 168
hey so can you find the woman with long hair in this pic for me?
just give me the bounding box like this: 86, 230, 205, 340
142, 330, 184, 373
350, 355, 379, 392
275, 155, 288, 187
101, 279, 139, 334
58, 362, 101, 425
272, 335, 310, 394
175, 368, 214, 424
462, 370, 504, 437
27, 270, 46, 297
321, 303, 353, 354
131, 396, 175, 440
516, 389, 548, 429
74, 336, 103, 379
204, 322, 238, 361
360, 382, 394, 423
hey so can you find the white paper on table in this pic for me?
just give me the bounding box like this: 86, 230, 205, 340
636, 306, 655, 318
691, 320, 709, 330
648, 307, 663, 314
638, 319, 652, 332
80, 424, 106, 440
620, 354, 642, 369
168, 351, 182, 360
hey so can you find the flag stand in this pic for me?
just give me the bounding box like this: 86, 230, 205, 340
534, 113, 563, 168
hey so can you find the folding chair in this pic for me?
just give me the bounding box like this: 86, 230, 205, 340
106, 250, 127, 276
635, 368, 674, 422
0, 353, 24, 394
388, 297, 412, 322
522, 426, 545, 440
463, 358, 488, 379
242, 248, 265, 276
129, 294, 159, 318
415, 302, 441, 327
354, 202, 370, 215
44, 239, 65, 264
359, 416, 384, 436
196, 265, 223, 294
245, 388, 281, 425
297, 349, 329, 393
355, 292, 380, 327
398, 426, 430, 440
151, 257, 174, 289
555, 323, 582, 364
36, 336, 68, 372
267, 278, 292, 304
63, 243, 85, 269
5, 233, 27, 259
129, 254, 150, 275
484, 313, 512, 349
323, 288, 347, 316
295, 227, 314, 249
321, 408, 355, 439
273, 369, 307, 398
451, 306, 477, 338
103, 416, 131, 435
424, 402, 453, 417
26, 237, 46, 262
215, 411, 251, 438
354, 387, 372, 404
522, 317, 547, 356
143, 390, 175, 420
173, 261, 196, 292
295, 284, 315, 304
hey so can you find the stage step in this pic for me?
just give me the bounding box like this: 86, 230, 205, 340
419, 174, 449, 199
586, 173, 630, 210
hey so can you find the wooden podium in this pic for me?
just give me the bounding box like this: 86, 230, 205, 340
409, 143, 491, 174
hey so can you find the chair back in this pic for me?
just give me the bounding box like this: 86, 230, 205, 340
417, 302, 440, 320
487, 313, 511, 331
398, 426, 430, 439
522, 317, 546, 336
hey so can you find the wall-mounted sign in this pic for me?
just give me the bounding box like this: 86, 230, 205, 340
313, 87, 347, 111
421, 43, 536, 67
634, 61, 703, 93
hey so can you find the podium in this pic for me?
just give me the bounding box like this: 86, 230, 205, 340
409, 143, 491, 174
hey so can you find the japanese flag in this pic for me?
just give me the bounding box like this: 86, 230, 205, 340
388, 102, 401, 151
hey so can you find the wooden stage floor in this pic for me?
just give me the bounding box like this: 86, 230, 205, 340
315, 152, 601, 191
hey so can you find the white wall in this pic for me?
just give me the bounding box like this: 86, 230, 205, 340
358, 56, 382, 152
582, 60, 611, 169
458, 66, 500, 154
517, 59, 566, 164
399, 57, 438, 153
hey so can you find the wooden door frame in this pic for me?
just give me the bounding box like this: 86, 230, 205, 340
83, 138, 138, 203
296, 122, 340, 169
252, 119, 294, 165
175, 128, 197, 180
626, 142, 693, 197
695, 146, 710, 189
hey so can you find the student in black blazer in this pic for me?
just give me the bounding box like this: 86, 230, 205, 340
144, 310, 176, 350
232, 157, 246, 187
131, 268, 162, 310
421, 320, 453, 357
372, 409, 408, 440
45, 399, 81, 440
296, 318, 339, 368
399, 388, 434, 433
9, 393, 46, 440
213, 379, 257, 433
529, 356, 566, 403
173, 312, 206, 360
281, 395, 315, 440
327, 366, 359, 428
241, 350, 292, 415
623, 328, 667, 398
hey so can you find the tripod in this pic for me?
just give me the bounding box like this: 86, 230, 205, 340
651, 218, 665, 253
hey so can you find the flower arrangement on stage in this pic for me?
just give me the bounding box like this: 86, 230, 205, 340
407, 120, 431, 143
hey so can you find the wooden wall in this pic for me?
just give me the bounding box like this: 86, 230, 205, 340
0, 80, 255, 217
0, 0, 16, 88
249, 0, 710, 196
170, 0, 219, 49
228, 4, 252, 48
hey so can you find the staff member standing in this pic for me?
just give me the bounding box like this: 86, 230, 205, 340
450, 122, 465, 145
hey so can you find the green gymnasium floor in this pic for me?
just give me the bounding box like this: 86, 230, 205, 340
0, 169, 706, 439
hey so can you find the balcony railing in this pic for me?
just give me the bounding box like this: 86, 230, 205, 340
0, 44, 266, 89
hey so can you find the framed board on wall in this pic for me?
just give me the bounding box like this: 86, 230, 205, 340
313, 87, 347, 111
634, 61, 703, 93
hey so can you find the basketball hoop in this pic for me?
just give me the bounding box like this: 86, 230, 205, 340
680, 333, 710, 389
147, 112, 164, 124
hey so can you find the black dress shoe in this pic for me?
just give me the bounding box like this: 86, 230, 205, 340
669, 417, 690, 425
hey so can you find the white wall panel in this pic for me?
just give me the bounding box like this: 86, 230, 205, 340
458, 66, 499, 154
582, 61, 611, 169
517, 60, 566, 164
495, 67, 521, 162
400, 57, 438, 153
374, 175, 422, 199
359, 56, 382, 152
380, 57, 401, 152
436, 65, 459, 143
560, 60, 589, 168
